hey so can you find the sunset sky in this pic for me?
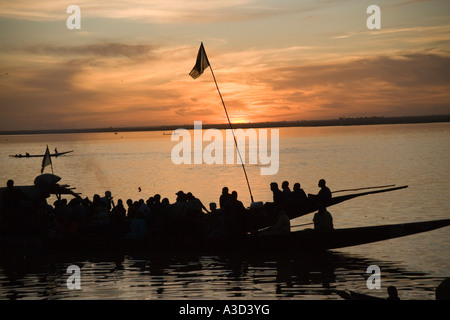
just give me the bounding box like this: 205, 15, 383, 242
1, 0, 449, 131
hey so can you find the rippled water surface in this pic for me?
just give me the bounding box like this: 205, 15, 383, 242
0, 122, 449, 300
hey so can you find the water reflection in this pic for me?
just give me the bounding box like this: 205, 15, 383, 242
0, 249, 441, 300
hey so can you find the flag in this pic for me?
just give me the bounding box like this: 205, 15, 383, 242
189, 42, 210, 79
41, 145, 52, 174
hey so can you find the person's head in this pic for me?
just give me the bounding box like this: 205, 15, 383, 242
318, 179, 326, 188
231, 191, 238, 199
209, 202, 217, 211
176, 191, 185, 201
154, 194, 161, 202
387, 286, 398, 298
105, 191, 112, 199
186, 192, 195, 201
270, 182, 278, 191
293, 182, 301, 191
126, 199, 133, 206
222, 187, 229, 195
117, 199, 123, 206
6, 179, 14, 189
282, 181, 289, 190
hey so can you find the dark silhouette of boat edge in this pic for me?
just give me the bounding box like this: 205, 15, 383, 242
2, 218, 449, 257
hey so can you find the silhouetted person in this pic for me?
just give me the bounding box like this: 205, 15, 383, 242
281, 180, 291, 193
148, 194, 166, 235
270, 182, 283, 205
91, 194, 109, 225
206, 202, 228, 238
386, 286, 400, 300
209, 202, 218, 214
161, 198, 170, 207
313, 202, 334, 232
110, 199, 126, 219
126, 199, 136, 220
436, 278, 450, 300
281, 181, 291, 204
317, 179, 332, 203
138, 199, 150, 218
260, 207, 290, 235
1, 179, 28, 231
223, 191, 247, 236
176, 190, 187, 203
2, 180, 26, 212
187, 192, 209, 214
101, 190, 114, 211
219, 187, 231, 209
291, 182, 307, 201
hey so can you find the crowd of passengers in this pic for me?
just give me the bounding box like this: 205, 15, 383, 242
1, 179, 333, 238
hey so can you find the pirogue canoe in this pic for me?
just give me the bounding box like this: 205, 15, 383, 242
2, 218, 444, 256
9, 150, 73, 158
252, 185, 408, 230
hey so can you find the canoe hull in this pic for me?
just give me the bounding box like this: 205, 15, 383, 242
9, 150, 73, 158
18, 218, 449, 256
250, 218, 450, 255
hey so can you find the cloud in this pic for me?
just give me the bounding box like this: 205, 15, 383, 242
270, 53, 450, 89
0, 0, 304, 23
22, 43, 157, 60
257, 52, 450, 117
1, 30, 449, 131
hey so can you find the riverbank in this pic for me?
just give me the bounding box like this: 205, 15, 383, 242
1, 114, 449, 136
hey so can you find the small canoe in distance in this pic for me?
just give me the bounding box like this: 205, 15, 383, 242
9, 150, 74, 158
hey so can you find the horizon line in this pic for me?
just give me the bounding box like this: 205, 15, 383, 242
1, 114, 450, 136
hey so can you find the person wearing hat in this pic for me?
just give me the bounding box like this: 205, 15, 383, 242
176, 190, 186, 203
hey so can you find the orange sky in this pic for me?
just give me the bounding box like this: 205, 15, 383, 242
0, 0, 449, 131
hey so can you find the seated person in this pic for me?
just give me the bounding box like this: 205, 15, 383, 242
313, 202, 334, 232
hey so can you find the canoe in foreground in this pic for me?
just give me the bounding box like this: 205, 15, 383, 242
288, 185, 408, 220
35, 218, 450, 255
252, 185, 409, 230
251, 218, 450, 254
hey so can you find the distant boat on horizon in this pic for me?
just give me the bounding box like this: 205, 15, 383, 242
9, 150, 74, 158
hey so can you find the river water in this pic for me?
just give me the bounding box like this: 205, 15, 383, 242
0, 122, 449, 300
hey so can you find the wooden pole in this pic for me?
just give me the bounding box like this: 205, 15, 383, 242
332, 184, 396, 194
209, 65, 255, 203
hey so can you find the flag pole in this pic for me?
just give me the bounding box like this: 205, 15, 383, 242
208, 65, 255, 203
